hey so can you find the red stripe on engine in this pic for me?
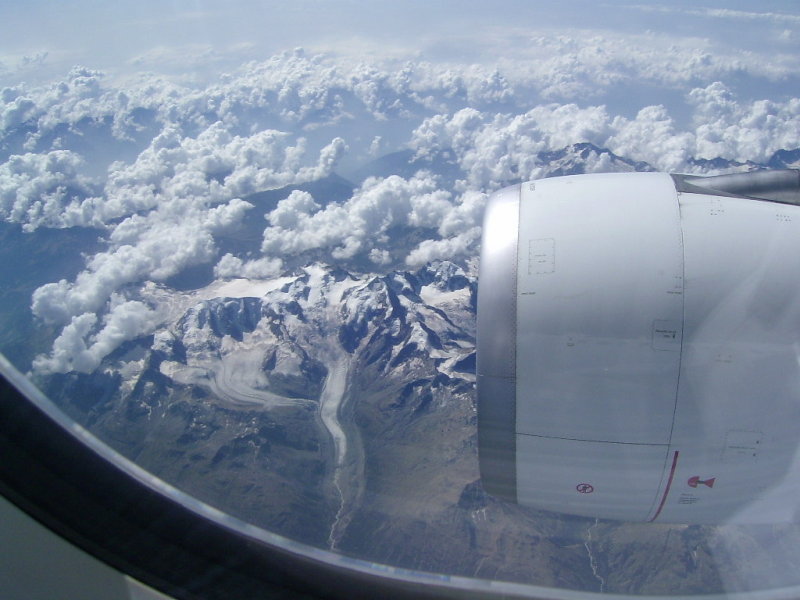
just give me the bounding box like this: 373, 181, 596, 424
649, 450, 679, 522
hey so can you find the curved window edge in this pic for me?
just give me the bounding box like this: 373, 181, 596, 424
4, 353, 800, 600
0, 354, 589, 600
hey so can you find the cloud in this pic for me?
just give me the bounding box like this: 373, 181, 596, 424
4, 46, 800, 375
92, 122, 346, 226
28, 191, 256, 371
266, 189, 320, 228
630, 5, 800, 26
4, 48, 798, 198
437, 190, 487, 237
607, 105, 694, 172
409, 84, 800, 181
31, 192, 256, 324
32, 298, 164, 374
261, 173, 456, 258
688, 82, 800, 163
24, 85, 350, 371
257, 172, 490, 269
0, 150, 95, 230
31, 312, 97, 374
368, 248, 392, 265
213, 254, 284, 279
405, 226, 482, 268
410, 104, 615, 189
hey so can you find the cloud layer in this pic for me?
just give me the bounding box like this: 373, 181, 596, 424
1, 43, 798, 373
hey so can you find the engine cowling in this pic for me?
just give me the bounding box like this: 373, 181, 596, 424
477, 170, 800, 524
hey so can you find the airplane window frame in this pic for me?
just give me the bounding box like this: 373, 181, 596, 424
0, 355, 616, 600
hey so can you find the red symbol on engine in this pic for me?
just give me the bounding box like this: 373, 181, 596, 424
688, 476, 715, 488
576, 483, 594, 494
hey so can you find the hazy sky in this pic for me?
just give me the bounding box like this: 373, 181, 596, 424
3, 1, 800, 84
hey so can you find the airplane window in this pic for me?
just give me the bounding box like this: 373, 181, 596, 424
2, 1, 800, 598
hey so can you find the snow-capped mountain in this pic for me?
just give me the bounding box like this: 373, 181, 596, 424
144, 260, 475, 408
42, 261, 480, 549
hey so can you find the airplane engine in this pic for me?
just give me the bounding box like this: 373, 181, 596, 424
476, 170, 800, 524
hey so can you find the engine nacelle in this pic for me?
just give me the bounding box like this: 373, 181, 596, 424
477, 170, 800, 524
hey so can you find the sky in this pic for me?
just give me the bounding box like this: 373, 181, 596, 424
2, 1, 800, 373
3, 2, 800, 90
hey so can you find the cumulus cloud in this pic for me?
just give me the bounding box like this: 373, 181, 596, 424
28, 190, 246, 369
4, 49, 798, 200
438, 190, 487, 237
4, 46, 800, 375
89, 122, 346, 226
607, 105, 694, 172
261, 173, 456, 258
409, 85, 800, 183
368, 248, 392, 265
411, 104, 622, 189
1, 67, 134, 144
31, 313, 97, 374
32, 298, 163, 374
405, 226, 482, 268
258, 172, 489, 268
32, 195, 253, 324
411, 29, 794, 105
23, 91, 351, 372
266, 190, 320, 228
213, 254, 284, 279
17, 61, 357, 372
689, 82, 800, 163
0, 150, 96, 230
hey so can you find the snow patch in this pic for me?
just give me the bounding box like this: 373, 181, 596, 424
419, 284, 469, 307
197, 277, 293, 301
